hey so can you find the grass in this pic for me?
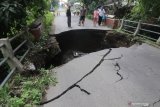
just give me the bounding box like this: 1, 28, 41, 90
0, 68, 57, 107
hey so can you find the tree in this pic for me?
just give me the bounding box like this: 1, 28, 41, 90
0, 0, 50, 38
0, 1, 26, 38
108, 0, 135, 18
130, 0, 160, 21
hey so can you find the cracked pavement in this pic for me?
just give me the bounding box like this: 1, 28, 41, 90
44, 8, 160, 107
41, 49, 111, 105
44, 44, 160, 107
114, 62, 124, 82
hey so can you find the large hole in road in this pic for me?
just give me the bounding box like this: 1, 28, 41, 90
46, 30, 134, 67
0, 30, 135, 83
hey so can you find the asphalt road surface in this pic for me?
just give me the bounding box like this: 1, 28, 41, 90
49, 9, 111, 35
44, 43, 160, 107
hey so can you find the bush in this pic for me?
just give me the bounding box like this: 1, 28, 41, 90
0, 0, 50, 38
44, 12, 54, 27
0, 68, 57, 106
130, 0, 160, 21
87, 14, 93, 20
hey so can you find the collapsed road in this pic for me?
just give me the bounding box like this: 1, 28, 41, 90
43, 12, 160, 107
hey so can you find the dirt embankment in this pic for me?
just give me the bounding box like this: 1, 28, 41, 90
103, 31, 136, 48
25, 36, 61, 71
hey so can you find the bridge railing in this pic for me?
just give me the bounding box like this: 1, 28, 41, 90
119, 19, 160, 44
0, 28, 30, 88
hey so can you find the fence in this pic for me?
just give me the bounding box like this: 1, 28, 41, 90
119, 19, 160, 44
0, 29, 30, 88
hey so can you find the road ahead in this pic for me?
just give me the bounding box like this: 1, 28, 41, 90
49, 9, 111, 35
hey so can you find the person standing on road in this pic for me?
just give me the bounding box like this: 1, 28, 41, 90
93, 8, 99, 27
102, 13, 107, 26
66, 6, 71, 28
98, 6, 105, 26
79, 6, 87, 26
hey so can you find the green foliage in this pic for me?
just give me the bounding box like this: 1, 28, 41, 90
81, 0, 92, 6
78, 0, 106, 15
130, 0, 160, 21
8, 97, 24, 107
0, 68, 57, 106
0, 84, 10, 106
87, 14, 92, 20
0, 0, 51, 38
0, 1, 26, 37
33, 11, 54, 49
44, 12, 54, 27
87, 1, 97, 14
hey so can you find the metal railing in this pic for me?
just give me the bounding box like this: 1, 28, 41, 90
0, 28, 30, 88
119, 19, 160, 44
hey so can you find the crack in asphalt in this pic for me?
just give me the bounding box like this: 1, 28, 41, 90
114, 62, 124, 82
104, 55, 124, 82
40, 49, 112, 105
153, 98, 160, 107
104, 54, 123, 60
75, 84, 91, 95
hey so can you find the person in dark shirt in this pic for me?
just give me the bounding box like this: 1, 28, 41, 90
79, 6, 87, 26
66, 6, 71, 28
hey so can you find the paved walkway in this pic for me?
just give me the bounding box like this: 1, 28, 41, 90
44, 8, 160, 107
49, 9, 111, 34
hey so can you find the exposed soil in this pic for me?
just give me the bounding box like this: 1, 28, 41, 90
26, 36, 61, 70
104, 31, 135, 48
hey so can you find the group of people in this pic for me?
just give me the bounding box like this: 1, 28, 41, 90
66, 5, 106, 28
93, 6, 106, 27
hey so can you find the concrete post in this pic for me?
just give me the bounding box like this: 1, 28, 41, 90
119, 19, 124, 30
156, 37, 160, 44
0, 38, 24, 72
134, 20, 141, 36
